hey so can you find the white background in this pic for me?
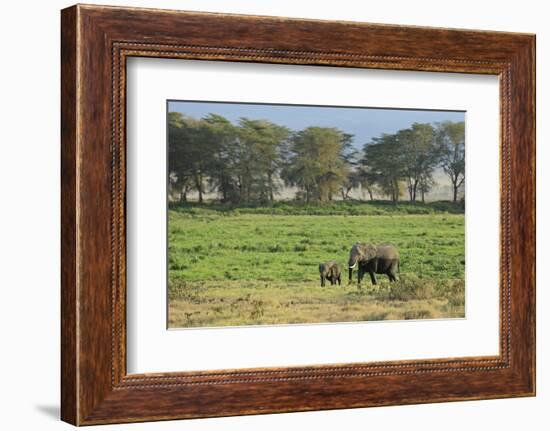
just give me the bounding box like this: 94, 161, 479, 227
127, 59, 500, 373
0, 0, 547, 430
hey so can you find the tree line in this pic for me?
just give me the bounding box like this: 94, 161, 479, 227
168, 111, 465, 205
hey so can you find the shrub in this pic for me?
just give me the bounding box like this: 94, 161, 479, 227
169, 200, 465, 217
386, 275, 436, 301
293, 244, 308, 252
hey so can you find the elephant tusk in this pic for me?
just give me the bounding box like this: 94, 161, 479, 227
349, 262, 357, 269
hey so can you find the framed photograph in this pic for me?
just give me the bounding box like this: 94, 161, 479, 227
61, 4, 535, 425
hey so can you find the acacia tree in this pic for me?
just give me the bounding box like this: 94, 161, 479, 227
361, 133, 404, 203
399, 123, 440, 202
169, 110, 466, 206
237, 118, 290, 204
168, 113, 187, 201
283, 127, 350, 203
338, 135, 361, 200
168, 112, 206, 202
202, 114, 240, 203
168, 113, 290, 205
437, 121, 466, 202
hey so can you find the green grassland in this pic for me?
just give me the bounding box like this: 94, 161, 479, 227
168, 201, 465, 328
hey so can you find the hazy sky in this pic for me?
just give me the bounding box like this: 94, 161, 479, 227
168, 100, 465, 150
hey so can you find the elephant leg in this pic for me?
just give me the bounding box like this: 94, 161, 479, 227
330, 278, 335, 285
369, 271, 377, 285
338, 275, 341, 286
389, 262, 398, 282
320, 275, 325, 287
358, 266, 364, 284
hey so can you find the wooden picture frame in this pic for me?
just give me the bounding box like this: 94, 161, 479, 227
61, 4, 535, 425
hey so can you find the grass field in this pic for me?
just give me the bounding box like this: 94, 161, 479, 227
168, 201, 465, 328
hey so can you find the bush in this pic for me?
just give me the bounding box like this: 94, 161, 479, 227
376, 275, 435, 300
372, 275, 464, 303
169, 200, 465, 217
435, 279, 465, 306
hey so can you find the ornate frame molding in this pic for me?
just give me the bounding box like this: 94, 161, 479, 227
61, 5, 534, 425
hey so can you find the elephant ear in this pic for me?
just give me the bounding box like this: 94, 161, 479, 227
364, 244, 378, 260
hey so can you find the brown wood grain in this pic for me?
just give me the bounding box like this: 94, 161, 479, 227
60, 5, 78, 425
61, 4, 535, 425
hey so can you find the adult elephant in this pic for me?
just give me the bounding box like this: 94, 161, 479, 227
348, 243, 400, 285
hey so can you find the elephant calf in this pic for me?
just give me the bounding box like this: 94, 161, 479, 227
319, 261, 342, 287
348, 243, 400, 285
